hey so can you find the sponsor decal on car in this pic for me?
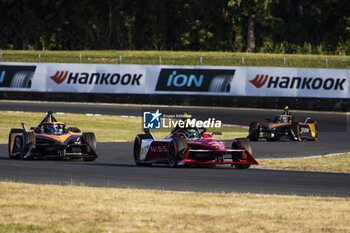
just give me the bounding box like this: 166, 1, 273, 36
149, 145, 168, 153
300, 127, 310, 134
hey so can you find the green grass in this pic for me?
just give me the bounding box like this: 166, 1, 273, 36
1, 50, 350, 68
258, 153, 350, 173
0, 181, 349, 233
0, 111, 247, 143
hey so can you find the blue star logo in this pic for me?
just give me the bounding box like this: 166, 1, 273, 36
143, 109, 162, 129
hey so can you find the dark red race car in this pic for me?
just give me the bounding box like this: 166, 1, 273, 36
133, 127, 258, 169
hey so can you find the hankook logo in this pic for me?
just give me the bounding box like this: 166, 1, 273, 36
249, 74, 346, 90
49, 71, 143, 86
249, 74, 268, 88
50, 71, 68, 84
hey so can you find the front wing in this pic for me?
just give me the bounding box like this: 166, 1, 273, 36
140, 139, 258, 166
177, 148, 258, 166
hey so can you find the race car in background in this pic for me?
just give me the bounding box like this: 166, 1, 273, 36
8, 111, 97, 160
133, 127, 258, 169
247, 106, 318, 141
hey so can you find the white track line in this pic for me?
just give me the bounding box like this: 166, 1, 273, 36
301, 152, 349, 159
265, 152, 350, 160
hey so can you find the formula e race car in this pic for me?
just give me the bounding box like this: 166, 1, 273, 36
8, 111, 97, 160
133, 127, 258, 169
247, 107, 318, 141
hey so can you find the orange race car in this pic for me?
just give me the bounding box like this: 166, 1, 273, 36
247, 106, 318, 141
8, 111, 97, 160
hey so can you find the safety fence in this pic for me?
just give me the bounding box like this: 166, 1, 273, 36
1, 53, 350, 69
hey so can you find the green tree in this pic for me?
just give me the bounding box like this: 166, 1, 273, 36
228, 0, 276, 52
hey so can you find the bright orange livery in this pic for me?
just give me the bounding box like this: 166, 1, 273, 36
8, 111, 98, 160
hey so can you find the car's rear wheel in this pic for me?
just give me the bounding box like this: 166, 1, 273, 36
134, 134, 153, 166
248, 122, 260, 141
231, 138, 252, 169
82, 132, 97, 161
168, 140, 177, 167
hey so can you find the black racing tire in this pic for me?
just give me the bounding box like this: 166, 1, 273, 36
21, 132, 35, 160
82, 132, 97, 161
174, 136, 187, 154
168, 136, 187, 168
134, 134, 153, 166
248, 122, 260, 141
8, 129, 24, 159
83, 156, 96, 161
208, 75, 233, 92
231, 138, 252, 169
172, 132, 187, 139
168, 140, 177, 168
10, 71, 34, 88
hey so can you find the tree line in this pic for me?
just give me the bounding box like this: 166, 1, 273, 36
1, 0, 349, 55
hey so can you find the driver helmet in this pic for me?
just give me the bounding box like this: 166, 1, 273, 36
280, 115, 288, 123
53, 124, 59, 132
185, 129, 197, 138
45, 124, 55, 132
283, 106, 290, 115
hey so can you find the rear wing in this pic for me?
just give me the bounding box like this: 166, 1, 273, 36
21, 122, 28, 133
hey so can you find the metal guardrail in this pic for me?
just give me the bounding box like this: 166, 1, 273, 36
0, 52, 349, 69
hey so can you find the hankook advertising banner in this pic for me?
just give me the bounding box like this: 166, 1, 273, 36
0, 62, 349, 98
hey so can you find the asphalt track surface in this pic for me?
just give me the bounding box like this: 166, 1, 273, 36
0, 101, 349, 197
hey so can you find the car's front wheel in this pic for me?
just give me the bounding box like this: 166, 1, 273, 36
82, 132, 97, 161
231, 138, 252, 169
15, 132, 35, 160
134, 134, 153, 166
168, 136, 187, 168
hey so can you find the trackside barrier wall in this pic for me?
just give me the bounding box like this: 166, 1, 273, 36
0, 62, 349, 111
